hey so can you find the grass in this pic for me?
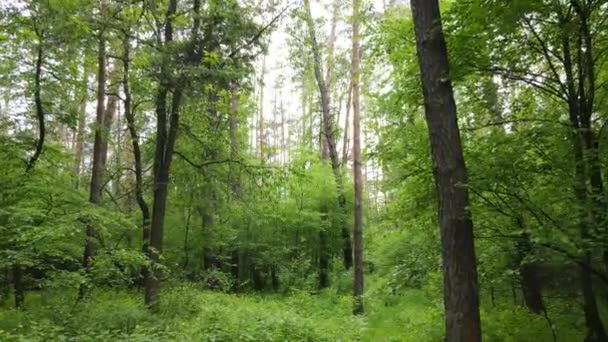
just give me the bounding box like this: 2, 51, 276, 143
0, 282, 587, 341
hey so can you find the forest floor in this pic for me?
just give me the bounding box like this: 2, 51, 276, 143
0, 282, 586, 341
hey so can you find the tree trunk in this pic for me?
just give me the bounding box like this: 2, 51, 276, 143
513, 222, 545, 314
342, 80, 353, 166
73, 56, 88, 187
303, 0, 353, 271
410, 0, 482, 340
144, 0, 207, 305
26, 44, 45, 173
351, 0, 364, 316
81, 33, 110, 300
258, 55, 266, 162
559, 13, 608, 340
15, 39, 45, 308
12, 265, 23, 309
318, 216, 330, 290
146, 83, 182, 308
229, 89, 241, 196
281, 96, 286, 163
122, 33, 151, 286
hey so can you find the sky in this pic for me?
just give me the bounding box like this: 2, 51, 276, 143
253, 0, 392, 158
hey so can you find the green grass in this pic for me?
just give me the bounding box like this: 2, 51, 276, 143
0, 284, 586, 341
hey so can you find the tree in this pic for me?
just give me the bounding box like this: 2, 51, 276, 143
410, 0, 482, 340
80, 20, 108, 299
145, 0, 181, 309
303, 0, 353, 276
351, 0, 364, 316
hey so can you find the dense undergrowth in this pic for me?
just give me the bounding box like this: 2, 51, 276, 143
0, 281, 587, 341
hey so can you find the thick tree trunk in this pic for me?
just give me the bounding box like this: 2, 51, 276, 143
80, 32, 108, 300
351, 0, 364, 316
146, 85, 182, 307
144, 0, 189, 309
410, 0, 482, 340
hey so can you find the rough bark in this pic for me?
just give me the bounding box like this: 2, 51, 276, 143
80, 31, 107, 300
410, 0, 482, 340
351, 0, 364, 316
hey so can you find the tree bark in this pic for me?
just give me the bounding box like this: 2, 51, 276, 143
351, 0, 364, 316
80, 30, 107, 300
410, 0, 482, 340
145, 0, 201, 308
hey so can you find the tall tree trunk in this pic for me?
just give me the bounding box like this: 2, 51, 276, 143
560, 17, 608, 342
122, 33, 151, 286
342, 80, 352, 166
144, 0, 175, 306
230, 89, 241, 197
258, 55, 266, 162
145, 0, 198, 308
26, 44, 45, 173
73, 57, 88, 187
410, 1, 482, 340
351, 0, 364, 316
229, 88, 243, 282
146, 83, 182, 308
14, 40, 45, 309
80, 31, 107, 300
303, 0, 353, 271
572, 126, 607, 342
280, 95, 286, 164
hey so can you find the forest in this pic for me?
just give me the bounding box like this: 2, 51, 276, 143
1, 0, 608, 341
